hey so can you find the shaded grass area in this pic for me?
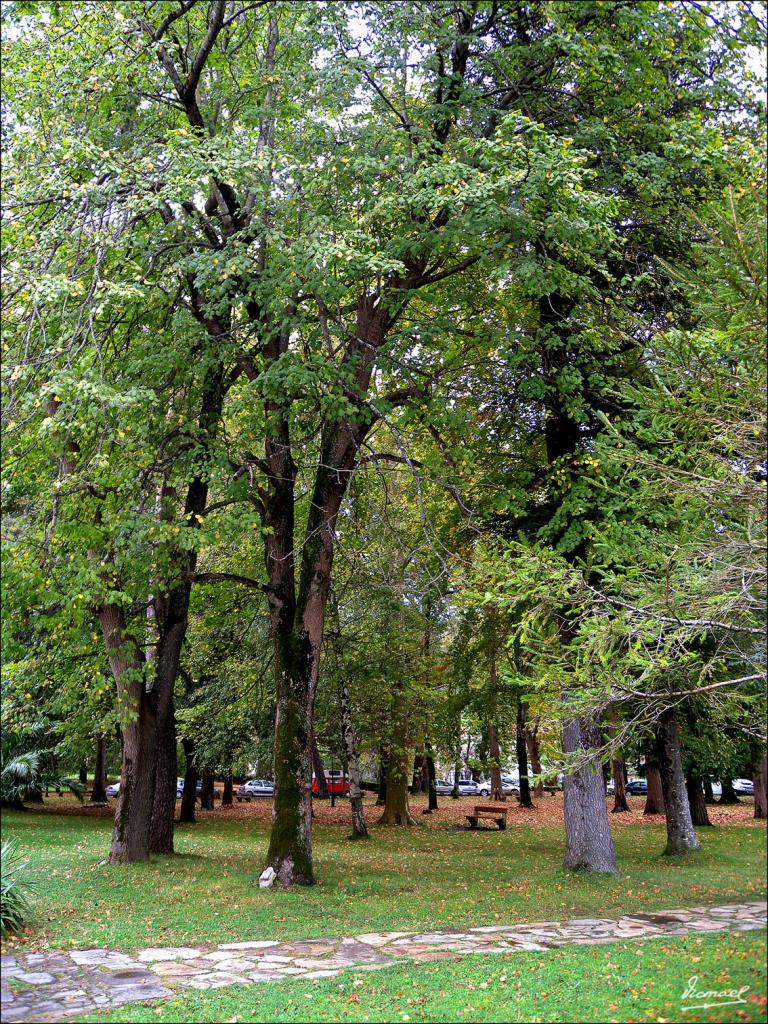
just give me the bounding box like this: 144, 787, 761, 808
0, 808, 765, 954
79, 931, 768, 1024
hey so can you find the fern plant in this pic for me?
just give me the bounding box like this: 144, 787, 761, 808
1, 725, 84, 808
0, 839, 35, 935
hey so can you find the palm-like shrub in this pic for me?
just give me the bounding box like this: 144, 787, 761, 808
1, 725, 84, 808
0, 839, 35, 935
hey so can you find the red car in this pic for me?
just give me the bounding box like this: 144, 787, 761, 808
311, 771, 350, 796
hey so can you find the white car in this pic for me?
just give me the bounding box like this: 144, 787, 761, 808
732, 779, 754, 796
477, 776, 518, 797
455, 779, 480, 796
105, 781, 120, 797
237, 779, 275, 800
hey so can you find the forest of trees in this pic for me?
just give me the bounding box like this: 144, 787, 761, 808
1, 1, 766, 886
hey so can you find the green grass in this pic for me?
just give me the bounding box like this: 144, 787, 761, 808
79, 931, 768, 1023
1, 809, 765, 953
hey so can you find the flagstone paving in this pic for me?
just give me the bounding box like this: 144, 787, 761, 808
1, 901, 765, 1023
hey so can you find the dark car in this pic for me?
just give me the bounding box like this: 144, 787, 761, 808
625, 779, 648, 795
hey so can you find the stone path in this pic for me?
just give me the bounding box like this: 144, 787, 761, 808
2, 901, 765, 1022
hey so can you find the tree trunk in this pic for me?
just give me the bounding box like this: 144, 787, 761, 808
754, 754, 767, 819
718, 778, 741, 804
562, 718, 617, 873
526, 727, 544, 798
339, 675, 368, 839
26, 787, 44, 804
378, 693, 416, 826
79, 762, 87, 786
655, 710, 701, 855
411, 753, 426, 794
643, 746, 665, 815
452, 722, 462, 800
311, 734, 329, 799
488, 721, 504, 801
149, 701, 176, 854
91, 736, 107, 803
704, 777, 715, 803
179, 737, 197, 824
425, 741, 438, 812
100, 603, 157, 864
267, 684, 314, 884
378, 764, 415, 824
222, 774, 233, 807
45, 396, 156, 863
611, 758, 630, 812
605, 710, 629, 813
516, 700, 533, 809
487, 625, 505, 801
685, 773, 712, 827
376, 751, 388, 806
200, 769, 215, 810
264, 396, 369, 885
538, 293, 617, 873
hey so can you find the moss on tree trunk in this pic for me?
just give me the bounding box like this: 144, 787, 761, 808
267, 688, 315, 884
378, 696, 415, 826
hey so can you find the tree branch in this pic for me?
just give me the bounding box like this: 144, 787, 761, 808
193, 572, 269, 592
185, 0, 226, 103
585, 584, 765, 636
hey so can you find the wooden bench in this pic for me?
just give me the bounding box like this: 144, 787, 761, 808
466, 804, 508, 830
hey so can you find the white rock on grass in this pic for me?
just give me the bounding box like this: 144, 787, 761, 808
258, 866, 276, 889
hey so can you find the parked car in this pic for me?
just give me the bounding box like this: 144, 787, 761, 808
732, 779, 754, 796
237, 779, 274, 801
311, 771, 350, 797
477, 777, 518, 797
175, 778, 211, 799
105, 781, 120, 797
456, 779, 480, 796
625, 779, 647, 795
434, 779, 479, 796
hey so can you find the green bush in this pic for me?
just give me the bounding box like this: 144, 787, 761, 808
0, 838, 35, 935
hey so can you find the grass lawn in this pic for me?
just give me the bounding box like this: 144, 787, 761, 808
76, 931, 768, 1023
1, 798, 765, 954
